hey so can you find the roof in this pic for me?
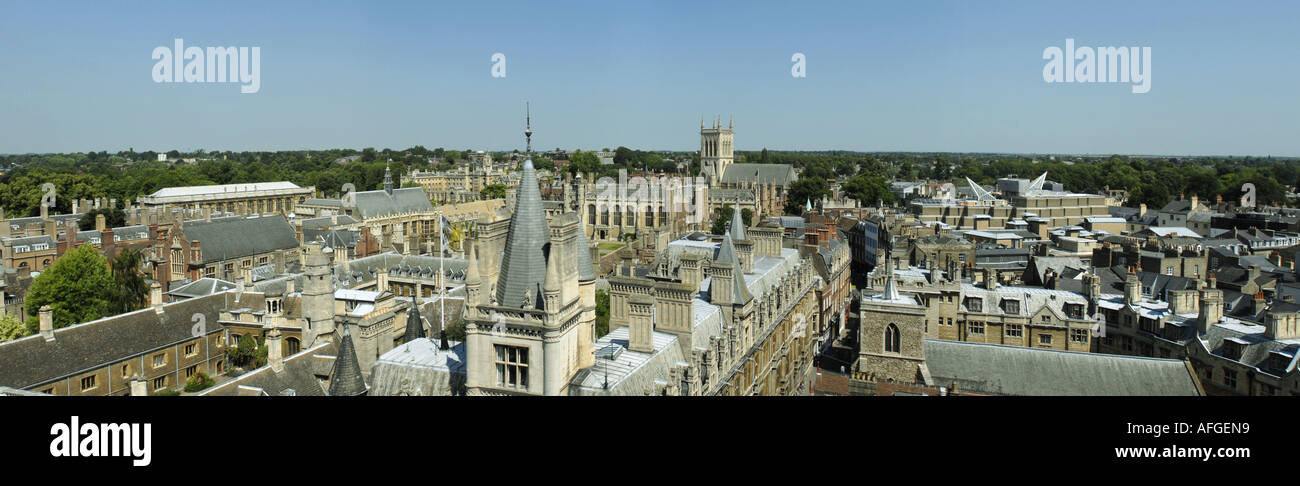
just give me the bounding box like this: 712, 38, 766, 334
370, 339, 467, 396
144, 181, 306, 200
720, 163, 797, 186
923, 339, 1202, 396
183, 216, 299, 265
0, 293, 228, 389
197, 341, 337, 396
168, 277, 238, 298
328, 324, 367, 396
495, 160, 551, 308
353, 187, 434, 220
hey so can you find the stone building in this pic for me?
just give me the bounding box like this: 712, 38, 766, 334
136, 181, 315, 216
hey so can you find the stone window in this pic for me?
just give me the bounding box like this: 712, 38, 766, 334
185, 365, 197, 379
1070, 329, 1088, 344
968, 321, 985, 335
80, 375, 97, 392
965, 297, 982, 312
495, 345, 530, 389
1039, 334, 1052, 345
153, 376, 167, 390
152, 353, 166, 368
884, 324, 901, 353
184, 343, 196, 357
1005, 323, 1023, 338
1224, 368, 1237, 388
1002, 299, 1019, 315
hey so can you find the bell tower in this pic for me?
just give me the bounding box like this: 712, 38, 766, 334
700, 116, 734, 185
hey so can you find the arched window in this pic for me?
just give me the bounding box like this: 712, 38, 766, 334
884, 324, 901, 353
286, 337, 300, 355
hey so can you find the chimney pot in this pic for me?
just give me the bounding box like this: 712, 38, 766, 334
38, 305, 54, 341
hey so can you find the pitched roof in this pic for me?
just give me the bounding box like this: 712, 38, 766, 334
353, 187, 434, 220
923, 339, 1202, 396
495, 160, 551, 308
720, 163, 797, 186
0, 293, 228, 389
709, 234, 751, 304
183, 216, 299, 265
576, 226, 596, 281
729, 205, 748, 241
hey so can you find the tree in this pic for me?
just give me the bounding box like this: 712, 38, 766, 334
842, 173, 895, 206
24, 245, 113, 332
0, 315, 30, 343
442, 318, 466, 342
227, 334, 267, 368
78, 208, 127, 231
480, 184, 507, 199
784, 178, 830, 215
710, 204, 753, 235
109, 247, 149, 315
569, 150, 601, 175
595, 290, 610, 338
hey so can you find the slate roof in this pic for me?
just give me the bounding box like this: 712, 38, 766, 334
0, 293, 228, 389
183, 216, 299, 265
729, 205, 748, 241
923, 339, 1203, 396
495, 160, 550, 308
353, 187, 434, 220
404, 298, 426, 342
720, 163, 797, 186
197, 341, 337, 396
168, 277, 239, 299
576, 226, 596, 281
328, 323, 367, 396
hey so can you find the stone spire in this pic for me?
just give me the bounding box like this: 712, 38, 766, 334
543, 243, 563, 311
495, 159, 550, 308
882, 274, 901, 301
329, 320, 367, 396
403, 299, 425, 343
710, 233, 752, 304
383, 164, 394, 196
729, 205, 747, 241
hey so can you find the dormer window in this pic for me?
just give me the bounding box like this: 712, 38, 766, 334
1222, 338, 1248, 361
1001, 299, 1020, 314
965, 297, 983, 313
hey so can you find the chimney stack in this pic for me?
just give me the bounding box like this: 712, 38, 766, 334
266, 328, 284, 372
628, 294, 655, 353
129, 374, 148, 396
150, 281, 164, 311
38, 305, 54, 341
1199, 289, 1224, 334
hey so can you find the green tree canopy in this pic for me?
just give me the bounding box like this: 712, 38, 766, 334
24, 244, 113, 332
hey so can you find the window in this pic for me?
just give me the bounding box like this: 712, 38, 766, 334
968, 321, 985, 334
286, 337, 300, 355
152, 353, 166, 368
1064, 304, 1084, 319
80, 375, 97, 392
217, 360, 225, 374
965, 298, 982, 312
121, 364, 131, 379
229, 334, 241, 346
1002, 299, 1019, 315
153, 376, 167, 390
1005, 323, 1023, 338
884, 324, 901, 353
1039, 334, 1052, 345
1166, 266, 1174, 275
494, 345, 530, 389
185, 365, 197, 378
1224, 369, 1237, 388
1070, 329, 1088, 344
184, 343, 196, 357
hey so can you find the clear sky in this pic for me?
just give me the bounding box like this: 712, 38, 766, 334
1, 0, 1297, 156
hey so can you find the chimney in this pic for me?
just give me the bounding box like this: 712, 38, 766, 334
1124, 267, 1141, 305
129, 374, 148, 396
1248, 265, 1261, 285
628, 294, 654, 353
38, 305, 54, 341
285, 277, 295, 294
266, 328, 284, 372
1199, 289, 1224, 334
39, 203, 48, 220
95, 213, 106, 231
242, 266, 254, 290
1138, 203, 1147, 217
985, 268, 998, 290
377, 267, 389, 293
150, 281, 164, 310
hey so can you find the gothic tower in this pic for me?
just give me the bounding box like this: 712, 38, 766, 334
700, 116, 734, 186
301, 242, 337, 348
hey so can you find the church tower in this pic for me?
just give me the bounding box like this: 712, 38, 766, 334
301, 242, 336, 348
700, 116, 734, 186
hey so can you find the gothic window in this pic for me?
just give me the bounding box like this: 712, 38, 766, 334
884, 324, 900, 353
286, 337, 300, 355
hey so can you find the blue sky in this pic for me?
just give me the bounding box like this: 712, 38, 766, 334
1, 0, 1297, 156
